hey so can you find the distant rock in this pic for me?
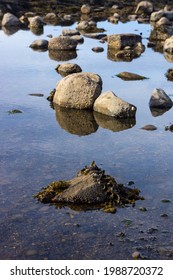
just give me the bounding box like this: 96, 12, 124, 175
29, 39, 48, 50
149, 88, 173, 108
48, 35, 78, 51
93, 91, 137, 119
92, 47, 104, 52
2, 12, 20, 27
62, 29, 80, 36
81, 4, 92, 14
55, 63, 82, 76
135, 1, 153, 15
53, 72, 102, 109
28, 16, 44, 29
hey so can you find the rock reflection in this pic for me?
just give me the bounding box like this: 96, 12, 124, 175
94, 112, 136, 132
54, 104, 98, 136
149, 106, 172, 117
48, 49, 77, 61
2, 25, 20, 35
30, 26, 44, 35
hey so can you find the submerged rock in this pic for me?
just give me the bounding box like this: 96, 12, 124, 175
53, 72, 102, 109
149, 88, 173, 109
93, 91, 137, 119
34, 162, 142, 212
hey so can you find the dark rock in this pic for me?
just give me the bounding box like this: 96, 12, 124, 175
149, 88, 173, 109
116, 72, 148, 80
92, 47, 104, 52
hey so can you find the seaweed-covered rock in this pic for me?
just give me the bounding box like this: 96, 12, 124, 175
34, 162, 143, 212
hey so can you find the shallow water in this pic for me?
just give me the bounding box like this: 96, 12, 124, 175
0, 19, 173, 260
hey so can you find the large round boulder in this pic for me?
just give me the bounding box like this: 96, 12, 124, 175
93, 91, 137, 118
53, 72, 102, 109
28, 16, 44, 29
48, 35, 78, 51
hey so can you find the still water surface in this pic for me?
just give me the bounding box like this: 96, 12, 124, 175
0, 19, 173, 259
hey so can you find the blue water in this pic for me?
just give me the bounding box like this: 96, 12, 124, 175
0, 20, 173, 259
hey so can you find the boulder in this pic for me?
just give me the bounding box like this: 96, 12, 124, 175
81, 4, 92, 14
76, 20, 96, 31
135, 1, 153, 15
93, 91, 137, 118
53, 72, 102, 109
55, 63, 82, 76
2, 12, 20, 27
108, 34, 142, 50
163, 36, 173, 53
44, 13, 57, 23
149, 88, 173, 108
29, 39, 48, 50
48, 35, 78, 51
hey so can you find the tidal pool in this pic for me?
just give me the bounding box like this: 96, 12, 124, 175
0, 19, 173, 260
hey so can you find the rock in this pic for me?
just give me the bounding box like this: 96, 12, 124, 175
163, 36, 173, 53
108, 13, 120, 23
141, 124, 157, 130
63, 14, 73, 21
53, 72, 102, 109
28, 16, 44, 29
76, 20, 96, 31
48, 36, 78, 51
156, 17, 170, 26
165, 68, 173, 81
150, 10, 165, 22
29, 39, 48, 50
116, 72, 148, 80
81, 4, 92, 14
149, 88, 173, 109
55, 63, 82, 76
2, 12, 20, 27
34, 162, 142, 212
92, 47, 104, 52
135, 1, 153, 15
70, 35, 84, 44
128, 14, 138, 21
108, 34, 142, 50
44, 13, 57, 23
93, 91, 137, 119
84, 33, 107, 40
54, 105, 98, 136
62, 29, 80, 36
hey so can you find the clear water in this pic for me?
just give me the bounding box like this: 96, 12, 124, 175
0, 20, 173, 260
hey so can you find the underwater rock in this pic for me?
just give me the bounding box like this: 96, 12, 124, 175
93, 91, 137, 119
34, 162, 143, 212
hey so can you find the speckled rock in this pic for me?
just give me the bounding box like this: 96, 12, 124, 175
48, 35, 78, 51
53, 72, 102, 109
93, 91, 137, 119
